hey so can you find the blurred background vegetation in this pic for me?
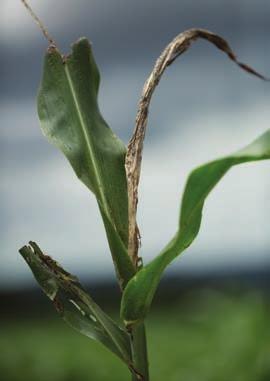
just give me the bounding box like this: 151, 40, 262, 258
1, 276, 270, 381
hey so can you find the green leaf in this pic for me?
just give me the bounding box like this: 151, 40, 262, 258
37, 38, 134, 288
19, 242, 132, 364
121, 130, 270, 325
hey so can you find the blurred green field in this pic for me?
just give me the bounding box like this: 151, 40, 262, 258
1, 291, 270, 381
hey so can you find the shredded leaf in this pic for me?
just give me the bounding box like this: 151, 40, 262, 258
19, 242, 132, 363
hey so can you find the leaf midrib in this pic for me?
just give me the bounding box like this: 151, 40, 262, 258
64, 63, 110, 218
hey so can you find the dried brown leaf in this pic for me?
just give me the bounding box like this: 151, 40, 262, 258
125, 28, 268, 265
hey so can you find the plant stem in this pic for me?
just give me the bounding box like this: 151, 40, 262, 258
130, 322, 149, 381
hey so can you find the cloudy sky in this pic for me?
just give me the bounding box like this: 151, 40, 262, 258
1, 0, 270, 289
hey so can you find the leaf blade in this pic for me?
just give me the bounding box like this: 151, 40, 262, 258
121, 130, 270, 325
37, 38, 134, 286
19, 242, 132, 363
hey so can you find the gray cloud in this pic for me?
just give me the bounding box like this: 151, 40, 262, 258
1, 0, 270, 289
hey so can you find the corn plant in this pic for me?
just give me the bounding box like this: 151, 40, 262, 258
19, 2, 269, 380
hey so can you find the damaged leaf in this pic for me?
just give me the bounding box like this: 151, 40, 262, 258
125, 28, 268, 268
19, 242, 132, 364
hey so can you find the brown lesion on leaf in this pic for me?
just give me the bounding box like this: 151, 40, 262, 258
53, 295, 64, 315
29, 241, 79, 283
125, 28, 268, 269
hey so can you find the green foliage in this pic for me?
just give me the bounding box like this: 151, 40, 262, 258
1, 293, 270, 381
19, 17, 269, 380
38, 38, 134, 288
121, 130, 270, 325
19, 242, 131, 364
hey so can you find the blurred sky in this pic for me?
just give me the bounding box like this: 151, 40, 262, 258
1, 0, 270, 289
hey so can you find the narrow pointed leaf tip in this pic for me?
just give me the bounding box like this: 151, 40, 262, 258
121, 130, 270, 325
37, 38, 135, 288
19, 242, 132, 364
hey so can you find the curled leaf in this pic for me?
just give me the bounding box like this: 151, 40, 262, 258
122, 130, 270, 325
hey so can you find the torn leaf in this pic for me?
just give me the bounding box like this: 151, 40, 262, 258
19, 242, 131, 364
